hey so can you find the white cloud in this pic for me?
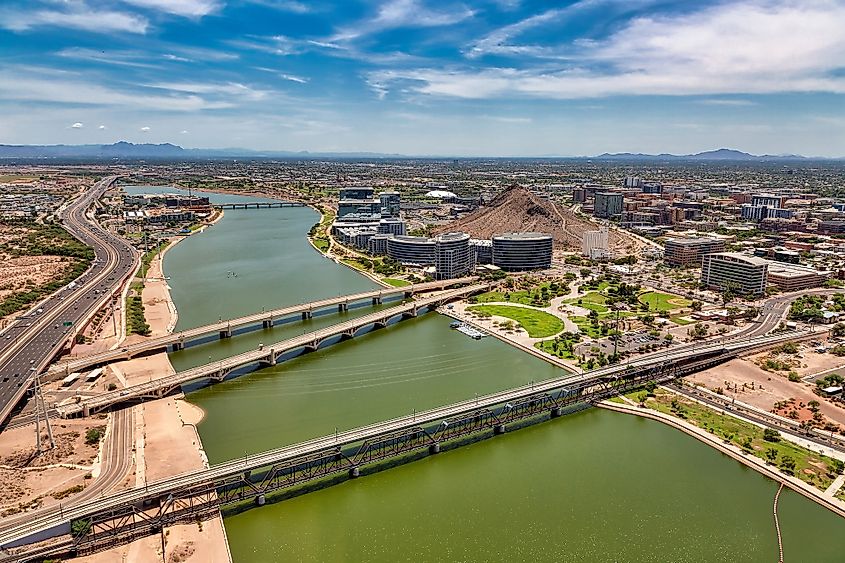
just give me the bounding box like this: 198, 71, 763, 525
99, 124, 107, 129
0, 4, 149, 34
149, 81, 272, 101
372, 1, 845, 100
71, 122, 84, 128
333, 0, 475, 41
280, 74, 308, 84
140, 126, 151, 132
120, 0, 221, 18
696, 99, 757, 107
163, 53, 192, 62
56, 47, 159, 68
248, 0, 310, 13
0, 68, 233, 111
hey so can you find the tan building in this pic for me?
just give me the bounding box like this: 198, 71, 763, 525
767, 263, 830, 292
664, 237, 726, 266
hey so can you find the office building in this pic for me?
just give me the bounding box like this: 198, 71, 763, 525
377, 218, 407, 236
387, 235, 436, 266
368, 233, 392, 256
594, 192, 624, 218
572, 188, 587, 203
767, 263, 829, 292
492, 233, 553, 271
700, 253, 768, 295
434, 232, 473, 280
338, 199, 381, 218
470, 239, 493, 264
663, 237, 726, 266
379, 191, 401, 217
582, 226, 610, 260
752, 194, 783, 208
624, 177, 643, 189
339, 187, 375, 200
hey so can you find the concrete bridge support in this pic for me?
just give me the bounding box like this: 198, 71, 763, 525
494, 424, 506, 435
550, 407, 562, 418
262, 318, 273, 329
372, 296, 382, 305
338, 302, 348, 313
349, 466, 360, 478
219, 329, 232, 339
171, 341, 185, 352
429, 443, 441, 454
267, 349, 276, 366
302, 310, 313, 320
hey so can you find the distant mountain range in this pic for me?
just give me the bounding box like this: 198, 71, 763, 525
0, 142, 840, 161
593, 148, 828, 161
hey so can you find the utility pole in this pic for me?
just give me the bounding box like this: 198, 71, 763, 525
33, 372, 55, 452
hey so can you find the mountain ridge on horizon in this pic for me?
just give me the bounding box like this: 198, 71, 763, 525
0, 142, 840, 161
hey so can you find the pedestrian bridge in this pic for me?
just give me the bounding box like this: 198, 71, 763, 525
47, 277, 478, 379
0, 331, 809, 560
57, 284, 488, 417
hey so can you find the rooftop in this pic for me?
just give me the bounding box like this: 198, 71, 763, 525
493, 232, 553, 241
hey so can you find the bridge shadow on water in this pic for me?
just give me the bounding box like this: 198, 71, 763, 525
220, 402, 592, 519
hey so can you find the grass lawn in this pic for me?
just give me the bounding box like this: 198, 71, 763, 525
383, 278, 411, 287
534, 335, 581, 360
567, 291, 609, 313
468, 304, 563, 338
669, 314, 695, 326
473, 282, 567, 308
647, 391, 842, 490
638, 291, 691, 312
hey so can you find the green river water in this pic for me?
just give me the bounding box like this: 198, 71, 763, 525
125, 186, 845, 562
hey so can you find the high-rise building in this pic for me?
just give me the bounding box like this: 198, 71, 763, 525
582, 226, 610, 260
492, 233, 553, 271
434, 232, 473, 280
594, 192, 624, 218
700, 253, 768, 295
339, 187, 375, 200
663, 238, 726, 266
379, 191, 401, 217
387, 235, 436, 265
624, 177, 643, 189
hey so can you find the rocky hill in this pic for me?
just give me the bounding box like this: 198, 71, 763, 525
433, 187, 642, 254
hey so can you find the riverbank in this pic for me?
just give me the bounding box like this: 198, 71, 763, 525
599, 400, 845, 519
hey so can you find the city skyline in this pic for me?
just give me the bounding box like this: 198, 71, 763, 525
1, 0, 844, 156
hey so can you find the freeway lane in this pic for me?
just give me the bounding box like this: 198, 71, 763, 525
0, 176, 140, 426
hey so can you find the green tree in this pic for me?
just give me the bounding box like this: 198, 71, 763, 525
763, 428, 781, 442
765, 448, 778, 464
779, 455, 796, 475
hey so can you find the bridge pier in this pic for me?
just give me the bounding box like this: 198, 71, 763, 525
267, 349, 276, 366
219, 329, 232, 339
349, 466, 360, 478
338, 302, 348, 313
262, 318, 273, 329
171, 341, 185, 352
550, 407, 562, 418
255, 494, 265, 506
302, 310, 313, 320
494, 424, 506, 435
429, 443, 441, 454
372, 296, 382, 305
82, 405, 89, 417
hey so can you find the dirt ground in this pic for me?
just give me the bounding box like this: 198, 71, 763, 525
689, 357, 845, 428
0, 415, 107, 518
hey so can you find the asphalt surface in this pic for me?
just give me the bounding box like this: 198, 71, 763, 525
0, 176, 139, 426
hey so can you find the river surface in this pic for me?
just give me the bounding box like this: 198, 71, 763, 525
128, 185, 845, 561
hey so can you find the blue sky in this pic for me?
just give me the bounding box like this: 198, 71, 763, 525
0, 0, 843, 156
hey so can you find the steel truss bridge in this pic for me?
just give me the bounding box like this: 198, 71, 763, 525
47, 277, 479, 379
0, 331, 805, 560
57, 283, 488, 417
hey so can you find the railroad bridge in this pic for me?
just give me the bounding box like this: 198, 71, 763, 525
0, 332, 806, 561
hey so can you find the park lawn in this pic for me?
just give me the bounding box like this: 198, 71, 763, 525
648, 391, 841, 490
568, 291, 609, 313
669, 314, 695, 326
474, 282, 566, 308
468, 304, 563, 338
638, 291, 691, 312
383, 278, 411, 287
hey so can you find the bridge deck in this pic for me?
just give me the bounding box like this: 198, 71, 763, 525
57, 284, 487, 416
0, 331, 807, 553
48, 277, 478, 377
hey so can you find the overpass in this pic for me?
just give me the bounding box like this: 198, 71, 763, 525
0, 331, 808, 559
57, 284, 488, 417
47, 277, 478, 378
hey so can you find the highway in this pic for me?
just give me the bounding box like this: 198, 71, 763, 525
0, 330, 805, 552
0, 176, 140, 426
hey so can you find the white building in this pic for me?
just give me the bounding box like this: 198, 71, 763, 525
582, 226, 610, 260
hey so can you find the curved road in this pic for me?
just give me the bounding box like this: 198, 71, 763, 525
0, 176, 139, 425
